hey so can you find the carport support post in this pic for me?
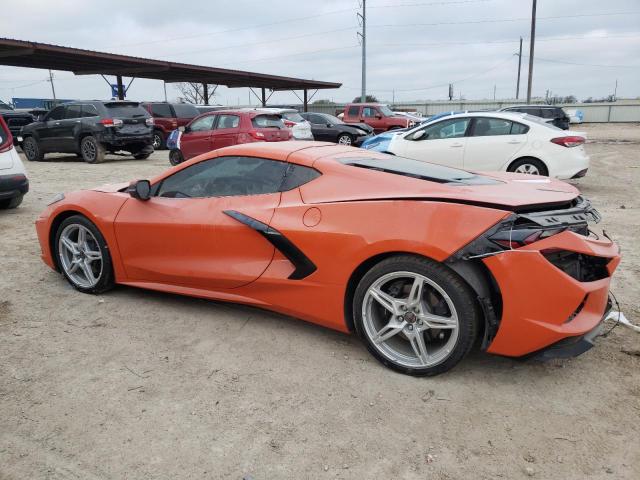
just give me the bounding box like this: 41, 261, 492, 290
116, 75, 125, 100
203, 83, 209, 105
303, 89, 308, 112
261, 88, 266, 107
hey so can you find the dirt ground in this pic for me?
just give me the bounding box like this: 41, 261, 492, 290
1, 123, 639, 480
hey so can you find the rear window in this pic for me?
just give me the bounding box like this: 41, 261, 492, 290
339, 156, 502, 185
347, 105, 360, 117
252, 114, 285, 129
282, 112, 305, 122
104, 103, 149, 118
150, 103, 173, 118
172, 103, 200, 118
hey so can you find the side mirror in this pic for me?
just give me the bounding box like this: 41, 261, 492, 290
326, 123, 333, 127
411, 130, 427, 141
178, 126, 186, 133
127, 179, 151, 201
375, 114, 382, 119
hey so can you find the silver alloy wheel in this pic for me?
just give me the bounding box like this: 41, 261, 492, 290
514, 163, 540, 175
58, 224, 103, 288
338, 135, 352, 145
153, 133, 162, 149
362, 271, 459, 368
82, 139, 97, 161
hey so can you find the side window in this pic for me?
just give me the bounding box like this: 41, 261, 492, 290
280, 164, 321, 191
65, 105, 83, 119
421, 118, 470, 140
188, 115, 216, 132
540, 108, 556, 119
347, 106, 360, 117
362, 107, 377, 118
151, 104, 173, 118
82, 104, 99, 117
510, 122, 529, 134
46, 106, 66, 121
472, 118, 512, 136
156, 156, 287, 198
215, 114, 240, 130
308, 114, 325, 124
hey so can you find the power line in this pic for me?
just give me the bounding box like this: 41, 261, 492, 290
369, 0, 491, 8
522, 55, 639, 69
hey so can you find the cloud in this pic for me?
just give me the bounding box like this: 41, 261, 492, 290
0, 0, 638, 104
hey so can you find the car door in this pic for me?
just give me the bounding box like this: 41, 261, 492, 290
392, 117, 471, 168
307, 113, 333, 141
463, 117, 528, 171
362, 106, 385, 133
59, 104, 83, 151
114, 155, 288, 290
37, 106, 67, 151
180, 114, 216, 160
210, 114, 240, 150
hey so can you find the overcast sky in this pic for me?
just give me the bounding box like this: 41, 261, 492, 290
0, 0, 638, 105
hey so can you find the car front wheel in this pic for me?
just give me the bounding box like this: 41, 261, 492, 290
152, 131, 165, 150
0, 194, 23, 209
337, 133, 353, 145
54, 215, 114, 294
169, 149, 184, 166
353, 255, 480, 376
22, 137, 43, 161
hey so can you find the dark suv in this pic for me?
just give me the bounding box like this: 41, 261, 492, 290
21, 101, 154, 163
141, 102, 200, 150
499, 105, 570, 130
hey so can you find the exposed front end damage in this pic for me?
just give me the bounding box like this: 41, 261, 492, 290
447, 196, 620, 358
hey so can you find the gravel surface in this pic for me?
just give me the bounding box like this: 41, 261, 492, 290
1, 123, 639, 479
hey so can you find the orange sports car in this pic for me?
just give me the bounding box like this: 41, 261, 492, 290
35, 142, 620, 376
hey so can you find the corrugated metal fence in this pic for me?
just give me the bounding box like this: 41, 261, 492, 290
303, 100, 640, 123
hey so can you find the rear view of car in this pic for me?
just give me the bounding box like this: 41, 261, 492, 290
171, 110, 293, 164
279, 110, 313, 140
0, 116, 28, 209
500, 105, 570, 130
142, 102, 200, 149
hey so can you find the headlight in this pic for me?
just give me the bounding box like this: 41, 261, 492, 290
47, 193, 65, 205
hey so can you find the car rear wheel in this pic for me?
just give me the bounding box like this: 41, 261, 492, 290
337, 133, 353, 145
80, 136, 106, 164
54, 215, 114, 294
353, 255, 480, 376
22, 137, 43, 161
133, 152, 151, 160
0, 194, 23, 209
169, 149, 184, 166
152, 130, 165, 150
508, 157, 548, 176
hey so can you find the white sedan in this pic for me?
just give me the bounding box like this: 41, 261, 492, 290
362, 112, 589, 179
0, 117, 29, 209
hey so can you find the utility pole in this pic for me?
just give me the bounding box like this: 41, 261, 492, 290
613, 79, 618, 100
516, 37, 523, 99
526, 0, 537, 103
48, 69, 57, 103
163, 81, 167, 102
357, 0, 366, 102
493, 84, 496, 101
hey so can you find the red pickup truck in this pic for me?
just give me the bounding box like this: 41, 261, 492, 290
342, 103, 413, 133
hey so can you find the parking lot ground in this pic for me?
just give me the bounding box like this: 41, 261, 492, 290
1, 124, 639, 479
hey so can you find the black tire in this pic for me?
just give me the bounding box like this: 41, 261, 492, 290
169, 149, 184, 166
352, 255, 481, 376
0, 194, 23, 209
336, 133, 353, 145
22, 136, 43, 161
507, 157, 548, 176
133, 153, 151, 160
152, 130, 166, 150
80, 136, 106, 164
54, 215, 115, 294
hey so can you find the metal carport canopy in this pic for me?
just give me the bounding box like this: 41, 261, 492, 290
0, 38, 341, 104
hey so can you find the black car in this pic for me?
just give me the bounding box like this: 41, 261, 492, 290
0, 101, 35, 145
300, 112, 373, 146
21, 101, 154, 163
499, 105, 570, 130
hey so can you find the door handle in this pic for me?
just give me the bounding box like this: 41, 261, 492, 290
450, 142, 463, 147
54, 122, 60, 125
75, 120, 81, 123
507, 140, 522, 144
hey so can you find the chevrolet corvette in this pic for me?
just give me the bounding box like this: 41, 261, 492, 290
35, 142, 620, 376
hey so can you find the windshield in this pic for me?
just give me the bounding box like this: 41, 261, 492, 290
282, 111, 305, 122
104, 103, 149, 118
172, 103, 199, 118
326, 114, 344, 124
379, 105, 394, 116
339, 156, 502, 185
